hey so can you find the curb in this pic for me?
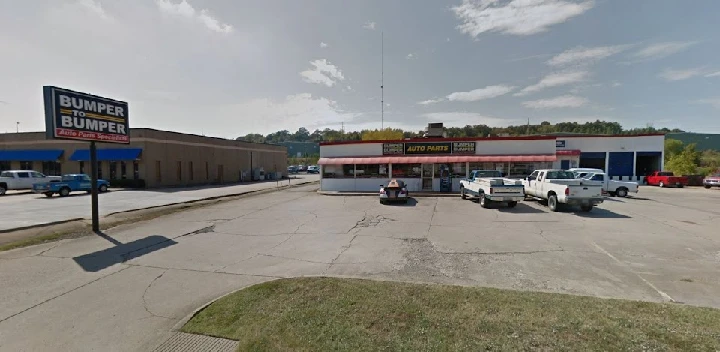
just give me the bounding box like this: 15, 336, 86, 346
0, 218, 85, 234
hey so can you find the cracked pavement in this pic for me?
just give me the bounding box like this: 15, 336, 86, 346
1, 184, 720, 351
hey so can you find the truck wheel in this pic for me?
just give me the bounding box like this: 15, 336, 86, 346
507, 201, 518, 208
59, 187, 71, 197
99, 184, 108, 193
580, 205, 593, 212
705, 185, 712, 189
658, 181, 665, 188
548, 195, 559, 212
460, 187, 466, 199
0, 185, 6, 196
44, 192, 53, 198
677, 184, 684, 188
480, 195, 490, 208
616, 188, 628, 197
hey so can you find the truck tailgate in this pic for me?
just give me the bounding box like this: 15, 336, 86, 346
490, 185, 524, 195
567, 184, 602, 198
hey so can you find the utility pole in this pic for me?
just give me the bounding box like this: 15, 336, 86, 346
16, 122, 19, 133
381, 31, 384, 130
341, 122, 344, 139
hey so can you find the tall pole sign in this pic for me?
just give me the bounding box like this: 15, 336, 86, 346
43, 86, 130, 232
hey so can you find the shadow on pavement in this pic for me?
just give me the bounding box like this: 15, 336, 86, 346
572, 207, 631, 219
382, 198, 418, 207
73, 231, 177, 272
498, 202, 546, 213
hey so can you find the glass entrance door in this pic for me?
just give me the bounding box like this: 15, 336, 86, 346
421, 164, 433, 190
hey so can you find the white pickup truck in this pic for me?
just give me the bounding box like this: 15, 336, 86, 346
459, 170, 525, 208
0, 170, 61, 195
581, 172, 639, 198
522, 169, 604, 212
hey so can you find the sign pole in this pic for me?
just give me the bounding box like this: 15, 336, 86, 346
90, 141, 100, 232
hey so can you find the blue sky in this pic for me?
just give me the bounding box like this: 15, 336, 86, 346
0, 0, 718, 136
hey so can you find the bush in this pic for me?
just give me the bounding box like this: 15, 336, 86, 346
109, 179, 146, 188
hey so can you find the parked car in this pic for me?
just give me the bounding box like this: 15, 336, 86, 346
522, 169, 604, 212
307, 165, 320, 174
379, 179, 409, 204
298, 164, 308, 172
32, 174, 110, 197
581, 172, 639, 197
567, 168, 605, 179
287, 166, 298, 174
459, 170, 524, 208
703, 174, 720, 189
0, 170, 61, 195
645, 171, 688, 188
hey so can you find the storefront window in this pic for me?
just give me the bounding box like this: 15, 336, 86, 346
41, 161, 62, 176
355, 164, 389, 178
20, 161, 33, 170
392, 164, 421, 178
120, 162, 127, 179
509, 163, 534, 178
0, 161, 10, 171
133, 161, 140, 180
109, 161, 118, 180
322, 164, 354, 178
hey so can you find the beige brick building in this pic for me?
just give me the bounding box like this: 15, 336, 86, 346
0, 128, 287, 188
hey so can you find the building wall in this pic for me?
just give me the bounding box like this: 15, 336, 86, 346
557, 135, 664, 153
320, 138, 556, 157
0, 129, 287, 188
320, 143, 383, 157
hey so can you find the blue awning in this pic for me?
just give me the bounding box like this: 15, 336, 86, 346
0, 149, 63, 161
69, 148, 142, 161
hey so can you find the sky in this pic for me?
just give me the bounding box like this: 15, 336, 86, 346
1, 0, 719, 138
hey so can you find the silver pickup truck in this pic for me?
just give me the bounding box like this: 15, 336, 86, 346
0, 170, 61, 195
522, 169, 604, 212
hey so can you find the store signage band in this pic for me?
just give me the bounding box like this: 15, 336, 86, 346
43, 86, 130, 144
382, 142, 476, 155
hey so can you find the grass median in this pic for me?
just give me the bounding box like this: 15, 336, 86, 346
183, 277, 720, 351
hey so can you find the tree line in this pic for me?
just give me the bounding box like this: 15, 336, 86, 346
664, 139, 720, 176
236, 120, 684, 144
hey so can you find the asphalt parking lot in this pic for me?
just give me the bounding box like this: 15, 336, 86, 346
1, 183, 719, 351
0, 174, 319, 231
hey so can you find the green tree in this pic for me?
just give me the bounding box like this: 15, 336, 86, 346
665, 143, 700, 176
361, 128, 404, 140
664, 139, 684, 162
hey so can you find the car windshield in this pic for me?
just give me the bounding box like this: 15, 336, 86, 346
658, 172, 674, 176
545, 171, 576, 179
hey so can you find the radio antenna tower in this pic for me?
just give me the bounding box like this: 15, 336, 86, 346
381, 32, 384, 130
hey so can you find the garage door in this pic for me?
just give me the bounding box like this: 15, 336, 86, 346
608, 152, 634, 177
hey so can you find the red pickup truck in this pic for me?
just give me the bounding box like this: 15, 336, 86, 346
645, 171, 688, 188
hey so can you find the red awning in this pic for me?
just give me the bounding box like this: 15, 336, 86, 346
318, 154, 556, 165
556, 149, 581, 156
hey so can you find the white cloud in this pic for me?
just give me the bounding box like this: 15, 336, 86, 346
320, 42, 328, 48
696, 98, 720, 109
611, 82, 622, 87
547, 45, 630, 66
156, 0, 232, 33
658, 68, 704, 81
447, 85, 516, 102
421, 112, 521, 127
629, 41, 698, 61
406, 53, 415, 59
705, 71, 720, 78
225, 93, 359, 134
515, 71, 588, 96
418, 98, 445, 105
452, 0, 594, 37
522, 95, 588, 109
363, 21, 376, 30
299, 59, 345, 87
346, 85, 352, 91
77, 0, 110, 20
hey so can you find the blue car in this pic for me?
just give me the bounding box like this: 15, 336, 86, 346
33, 174, 110, 198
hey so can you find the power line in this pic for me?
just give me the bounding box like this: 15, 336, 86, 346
381, 31, 384, 130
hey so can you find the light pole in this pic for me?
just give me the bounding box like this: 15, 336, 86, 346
16, 122, 19, 133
